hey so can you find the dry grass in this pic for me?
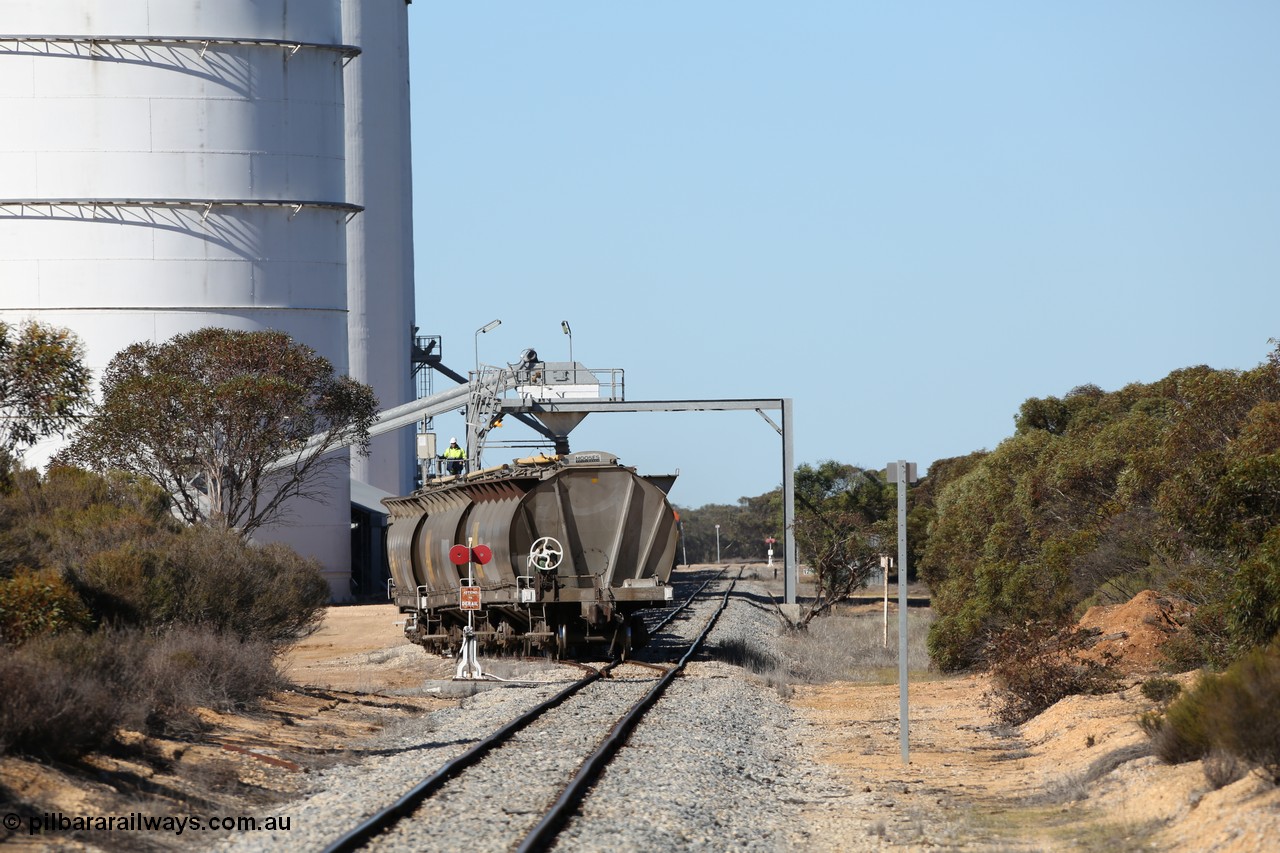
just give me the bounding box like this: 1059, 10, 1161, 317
709, 607, 936, 698
0, 627, 284, 759
782, 607, 936, 685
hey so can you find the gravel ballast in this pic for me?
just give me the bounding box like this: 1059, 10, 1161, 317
213, 570, 857, 852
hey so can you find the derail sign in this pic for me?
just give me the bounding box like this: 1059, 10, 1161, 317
448, 544, 493, 565
450, 544, 491, 611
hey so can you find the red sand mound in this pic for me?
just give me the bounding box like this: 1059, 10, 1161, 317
1076, 589, 1194, 675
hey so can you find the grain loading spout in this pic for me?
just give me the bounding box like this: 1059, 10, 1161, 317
504, 354, 617, 454
531, 411, 588, 444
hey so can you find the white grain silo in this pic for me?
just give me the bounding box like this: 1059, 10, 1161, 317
0, 0, 361, 599
343, 0, 417, 499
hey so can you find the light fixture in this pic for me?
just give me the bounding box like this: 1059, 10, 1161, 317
474, 318, 502, 376
561, 320, 573, 381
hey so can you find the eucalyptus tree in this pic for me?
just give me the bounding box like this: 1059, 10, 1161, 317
0, 320, 91, 461
790, 461, 889, 625
924, 339, 1280, 671
61, 328, 378, 539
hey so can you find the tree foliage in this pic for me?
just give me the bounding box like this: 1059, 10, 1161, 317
0, 320, 91, 457
0, 461, 330, 759
673, 340, 1280, 675
922, 339, 1280, 671
1, 462, 328, 646
60, 328, 378, 538
675, 488, 784, 565
790, 461, 890, 624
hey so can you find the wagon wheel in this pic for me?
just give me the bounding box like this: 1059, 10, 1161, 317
528, 536, 564, 572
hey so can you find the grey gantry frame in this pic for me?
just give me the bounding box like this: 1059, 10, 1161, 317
276, 377, 799, 604
497, 396, 799, 605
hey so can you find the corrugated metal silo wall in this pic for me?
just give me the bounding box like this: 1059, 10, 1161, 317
343, 0, 417, 499
0, 0, 358, 599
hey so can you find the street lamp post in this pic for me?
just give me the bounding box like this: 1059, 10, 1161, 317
474, 318, 501, 376
561, 320, 573, 382
715, 524, 721, 564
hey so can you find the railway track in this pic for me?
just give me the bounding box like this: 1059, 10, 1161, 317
321, 570, 737, 853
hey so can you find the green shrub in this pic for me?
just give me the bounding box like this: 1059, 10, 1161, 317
1228, 527, 1280, 651
1146, 643, 1280, 783
66, 524, 328, 645
926, 597, 991, 672
984, 621, 1121, 726
0, 567, 91, 646
138, 526, 329, 645
1140, 677, 1182, 706
73, 545, 155, 627
0, 465, 316, 761
1211, 644, 1280, 782
0, 465, 177, 579
0, 631, 142, 760
0, 626, 284, 759
1147, 678, 1218, 765
1158, 598, 1234, 672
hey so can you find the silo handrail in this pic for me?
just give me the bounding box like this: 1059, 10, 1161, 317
0, 34, 361, 58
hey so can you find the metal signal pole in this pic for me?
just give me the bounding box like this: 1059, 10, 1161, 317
888, 460, 917, 765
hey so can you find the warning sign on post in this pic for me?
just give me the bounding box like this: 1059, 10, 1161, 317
459, 586, 481, 611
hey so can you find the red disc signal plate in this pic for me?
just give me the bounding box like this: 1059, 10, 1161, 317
471, 544, 493, 565
449, 544, 471, 565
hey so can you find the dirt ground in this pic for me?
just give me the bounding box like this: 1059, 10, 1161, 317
3, 586, 1279, 851
0, 606, 453, 851
790, 590, 1280, 851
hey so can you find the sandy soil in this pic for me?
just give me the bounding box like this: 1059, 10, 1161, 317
3, 590, 1279, 851
790, 674, 1280, 851
0, 606, 450, 851
788, 590, 1280, 851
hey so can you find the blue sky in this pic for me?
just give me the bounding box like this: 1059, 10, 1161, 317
406, 2, 1279, 510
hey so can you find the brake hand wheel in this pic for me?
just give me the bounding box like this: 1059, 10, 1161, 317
528, 536, 564, 571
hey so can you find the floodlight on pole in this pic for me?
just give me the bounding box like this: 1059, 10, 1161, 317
561, 320, 573, 382
474, 318, 502, 376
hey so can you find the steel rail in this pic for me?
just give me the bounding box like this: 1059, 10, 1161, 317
320, 571, 732, 852
516, 571, 741, 853
647, 568, 725, 635
319, 662, 615, 853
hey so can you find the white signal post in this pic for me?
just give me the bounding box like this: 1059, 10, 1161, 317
454, 537, 487, 680
887, 460, 917, 765
880, 555, 894, 649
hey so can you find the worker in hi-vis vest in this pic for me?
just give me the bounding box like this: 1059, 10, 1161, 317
442, 437, 466, 477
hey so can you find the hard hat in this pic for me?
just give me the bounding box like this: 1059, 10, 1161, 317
450, 437, 458, 443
